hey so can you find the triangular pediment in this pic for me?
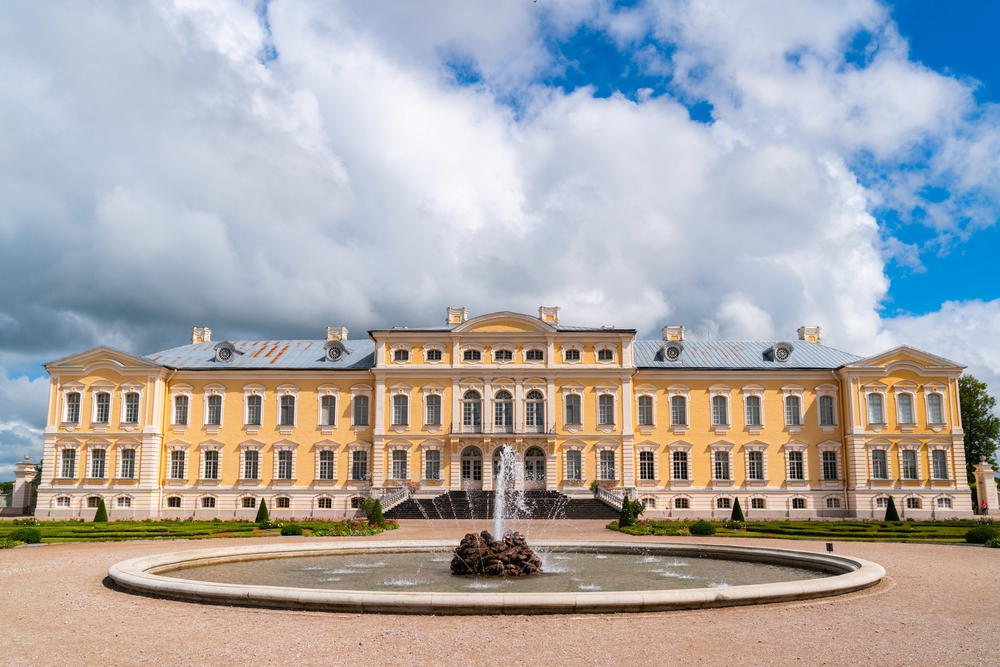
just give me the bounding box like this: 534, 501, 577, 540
845, 345, 964, 371
452, 311, 556, 333
45, 346, 164, 371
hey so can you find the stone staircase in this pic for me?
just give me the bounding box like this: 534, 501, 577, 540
384, 490, 619, 521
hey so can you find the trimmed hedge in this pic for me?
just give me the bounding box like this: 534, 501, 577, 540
965, 526, 999, 544
7, 527, 42, 544
280, 524, 304, 536
688, 520, 717, 536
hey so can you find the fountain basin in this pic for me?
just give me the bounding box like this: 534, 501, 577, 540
108, 540, 884, 615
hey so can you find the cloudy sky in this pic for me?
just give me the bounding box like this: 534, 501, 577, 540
2, 0, 999, 477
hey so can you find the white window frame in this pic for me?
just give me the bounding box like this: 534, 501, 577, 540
636, 389, 655, 428
171, 385, 193, 428
781, 385, 804, 431
596, 389, 616, 427
929, 446, 950, 480
423, 344, 444, 364
595, 344, 616, 364
120, 386, 142, 425
741, 385, 764, 432
318, 387, 338, 429
669, 442, 692, 483
492, 346, 515, 364
61, 384, 84, 424
864, 386, 887, 426
87, 444, 109, 479
203, 384, 225, 429
92, 387, 113, 424
898, 445, 920, 481
243, 384, 265, 431
274, 443, 297, 481
422, 444, 443, 481
895, 389, 917, 426
390, 391, 410, 427
785, 446, 807, 482
117, 446, 137, 479
390, 345, 411, 364
744, 444, 767, 483
710, 444, 733, 483
562, 344, 583, 364
597, 446, 617, 481
668, 386, 690, 432
199, 443, 223, 481
351, 387, 372, 428
167, 445, 188, 480
709, 388, 731, 431
524, 347, 545, 364
461, 345, 483, 363
564, 445, 583, 481
275, 385, 299, 430
389, 446, 408, 480
240, 442, 263, 481
58, 444, 79, 479
869, 445, 890, 480
315, 443, 337, 481
925, 388, 946, 426
423, 389, 443, 427
562, 389, 584, 428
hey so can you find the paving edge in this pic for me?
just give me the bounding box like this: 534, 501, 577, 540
107, 540, 886, 615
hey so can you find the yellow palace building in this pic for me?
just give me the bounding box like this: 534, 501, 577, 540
36, 307, 973, 520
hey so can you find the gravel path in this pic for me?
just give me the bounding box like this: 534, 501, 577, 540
3, 520, 997, 666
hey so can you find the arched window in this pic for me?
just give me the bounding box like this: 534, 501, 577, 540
276, 450, 293, 480
318, 450, 335, 480
246, 395, 262, 425
674, 497, 689, 509
671, 451, 689, 480
320, 395, 336, 426
243, 450, 259, 479
637, 395, 654, 426
931, 450, 948, 479
392, 394, 409, 426
391, 450, 408, 480
670, 395, 687, 425
784, 395, 801, 426
747, 450, 764, 480
819, 395, 836, 425
425, 394, 442, 425
792, 497, 806, 509
565, 450, 582, 481
353, 395, 370, 426
463, 349, 481, 362
713, 451, 730, 480
351, 450, 369, 481
462, 390, 482, 431
279, 395, 295, 426
65, 392, 81, 422
124, 392, 140, 423
867, 393, 885, 424
393, 349, 409, 363
173, 395, 189, 425
927, 393, 944, 424
95, 392, 111, 423
494, 349, 513, 363
564, 394, 581, 425
641, 497, 656, 509
598, 394, 615, 426
639, 451, 655, 480
206, 394, 222, 426
599, 450, 616, 480
597, 348, 614, 362
711, 395, 728, 426
897, 393, 914, 424
494, 390, 513, 432
525, 390, 545, 432
744, 395, 761, 426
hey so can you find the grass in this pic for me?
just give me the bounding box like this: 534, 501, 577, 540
607, 519, 988, 543
0, 519, 398, 544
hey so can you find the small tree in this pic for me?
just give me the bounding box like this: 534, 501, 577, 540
959, 375, 1000, 483
730, 498, 745, 522
255, 498, 270, 523
884, 496, 900, 522
361, 498, 384, 525
93, 498, 108, 523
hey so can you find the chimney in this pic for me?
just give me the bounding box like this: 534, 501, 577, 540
326, 327, 349, 341
191, 326, 212, 344
538, 306, 560, 325
662, 325, 685, 341
797, 326, 822, 344
446, 306, 469, 325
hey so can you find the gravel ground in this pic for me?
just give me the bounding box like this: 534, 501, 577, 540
2, 520, 997, 666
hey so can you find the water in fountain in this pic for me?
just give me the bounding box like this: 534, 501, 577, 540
492, 443, 529, 538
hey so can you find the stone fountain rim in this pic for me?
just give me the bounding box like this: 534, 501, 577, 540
107, 540, 885, 615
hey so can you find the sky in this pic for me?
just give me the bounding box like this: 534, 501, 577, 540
1, 0, 999, 477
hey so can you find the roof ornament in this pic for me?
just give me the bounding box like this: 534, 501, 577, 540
213, 341, 242, 363
768, 342, 795, 362
324, 340, 348, 362
662, 340, 684, 362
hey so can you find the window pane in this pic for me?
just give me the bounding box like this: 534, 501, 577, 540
392, 395, 408, 425
637, 396, 653, 426
244, 450, 259, 479
788, 451, 804, 480
872, 450, 887, 479
598, 395, 614, 425
174, 395, 189, 425
671, 396, 686, 425
425, 450, 441, 480
120, 449, 136, 478
61, 449, 76, 478
91, 449, 106, 478
353, 396, 370, 426
898, 393, 914, 423
566, 450, 582, 480
352, 451, 368, 480
321, 395, 336, 426
928, 394, 943, 423
868, 394, 884, 424
932, 450, 948, 479
124, 392, 140, 423
745, 395, 761, 426
713, 451, 730, 480
66, 393, 81, 422
95, 393, 110, 423
822, 451, 838, 480
785, 396, 801, 426
711, 396, 727, 425
207, 395, 222, 425
426, 395, 441, 425
639, 451, 655, 480
565, 395, 581, 425
672, 451, 689, 480
901, 450, 917, 479
819, 395, 835, 425
279, 395, 295, 426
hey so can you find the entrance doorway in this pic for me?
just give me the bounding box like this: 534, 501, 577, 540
461, 446, 483, 490
524, 447, 546, 490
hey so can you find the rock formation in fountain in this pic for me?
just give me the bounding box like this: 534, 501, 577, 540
450, 530, 542, 577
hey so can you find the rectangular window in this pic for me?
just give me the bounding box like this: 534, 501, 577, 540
90, 449, 106, 478
639, 451, 655, 480
819, 395, 836, 425
927, 394, 944, 424
821, 451, 838, 480
565, 450, 582, 481
598, 450, 616, 480
901, 449, 918, 480
598, 395, 615, 425
65, 392, 81, 423
670, 396, 687, 425
318, 450, 335, 480
787, 451, 804, 480
785, 396, 801, 426
95, 392, 110, 423
751, 497, 765, 509
713, 451, 730, 480
351, 450, 368, 481
868, 394, 885, 424
353, 395, 370, 426
424, 449, 441, 480
711, 396, 728, 426
277, 450, 293, 479
174, 395, 189, 425
279, 395, 295, 426
392, 395, 408, 426
119, 449, 136, 479
871, 449, 888, 479
203, 450, 219, 480
897, 393, 914, 424
243, 450, 259, 480
744, 395, 761, 426
747, 451, 764, 480
124, 392, 140, 423
170, 450, 185, 479
931, 450, 948, 479
672, 451, 689, 480
637, 396, 654, 426
206, 395, 222, 426
167, 496, 181, 508
61, 449, 76, 478
246, 395, 262, 426
425, 394, 441, 425
565, 395, 581, 425
391, 450, 407, 480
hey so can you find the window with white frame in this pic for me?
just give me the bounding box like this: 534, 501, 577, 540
87, 496, 100, 508
826, 497, 841, 509
167, 496, 181, 508
744, 395, 762, 426
784, 395, 801, 426
392, 394, 409, 426
525, 390, 545, 431
711, 395, 728, 426
897, 393, 915, 424
792, 497, 806, 509
90, 448, 107, 478
169, 450, 186, 479
119, 449, 136, 479
672, 451, 689, 480
637, 395, 654, 426
492, 390, 513, 431
936, 497, 952, 509
597, 348, 615, 362
494, 348, 513, 363
425, 394, 442, 425
821, 450, 839, 480
564, 394, 582, 425
674, 497, 689, 509
787, 450, 805, 480
424, 449, 441, 480
901, 449, 918, 480
203, 450, 220, 480
525, 348, 544, 362
318, 450, 335, 480
60, 448, 76, 478
598, 450, 616, 480
243, 449, 260, 479
931, 449, 948, 479
927, 393, 944, 424
747, 450, 765, 481
639, 451, 655, 480
716, 497, 731, 509
641, 497, 656, 508
317, 497, 333, 509
206, 395, 222, 426
751, 497, 766, 509
241, 497, 256, 508
65, 392, 81, 422
819, 395, 836, 426
713, 450, 731, 480
462, 390, 483, 430
279, 395, 295, 426
116, 496, 132, 508
463, 349, 482, 362
597, 394, 615, 426
393, 348, 410, 363
353, 395, 370, 426
276, 450, 294, 480
670, 395, 687, 425
906, 497, 921, 509
871, 449, 889, 479
867, 393, 885, 424
95, 392, 111, 423
276, 496, 291, 508
173, 395, 189, 426
425, 348, 442, 362
123, 392, 140, 423
391, 449, 408, 480
564, 347, 581, 362
351, 450, 369, 481
245, 394, 263, 426
320, 395, 336, 426
875, 497, 888, 508
565, 450, 582, 481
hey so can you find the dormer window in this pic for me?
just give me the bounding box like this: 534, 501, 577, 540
662, 341, 683, 362
768, 342, 794, 362
213, 341, 241, 363
463, 349, 481, 362
494, 349, 513, 363
564, 348, 581, 362
324, 340, 348, 362
393, 349, 410, 363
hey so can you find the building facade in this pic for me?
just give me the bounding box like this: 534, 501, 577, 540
36, 307, 973, 520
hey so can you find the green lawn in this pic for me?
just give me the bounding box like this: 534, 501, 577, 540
0, 519, 397, 543
608, 519, 986, 543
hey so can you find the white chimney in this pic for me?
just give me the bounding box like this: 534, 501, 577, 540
191, 326, 212, 344
797, 326, 822, 344
538, 306, 560, 325
662, 325, 685, 341
446, 306, 469, 325
326, 327, 349, 341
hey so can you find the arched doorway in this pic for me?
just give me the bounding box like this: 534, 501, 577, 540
524, 446, 546, 490
461, 446, 483, 490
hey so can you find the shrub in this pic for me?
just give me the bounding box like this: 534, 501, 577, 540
1, 537, 21, 548
257, 520, 281, 530
255, 499, 270, 524
986, 538, 1000, 548
723, 520, 744, 530
884, 497, 900, 522
589, 480, 600, 495
12, 518, 39, 526
280, 524, 303, 536
965, 526, 999, 544
730, 498, 745, 522
7, 527, 42, 544
361, 498, 384, 525
689, 520, 717, 536
618, 499, 644, 528
93, 498, 108, 523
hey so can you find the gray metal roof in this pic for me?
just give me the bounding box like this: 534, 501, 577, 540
147, 340, 375, 370
634, 340, 860, 370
